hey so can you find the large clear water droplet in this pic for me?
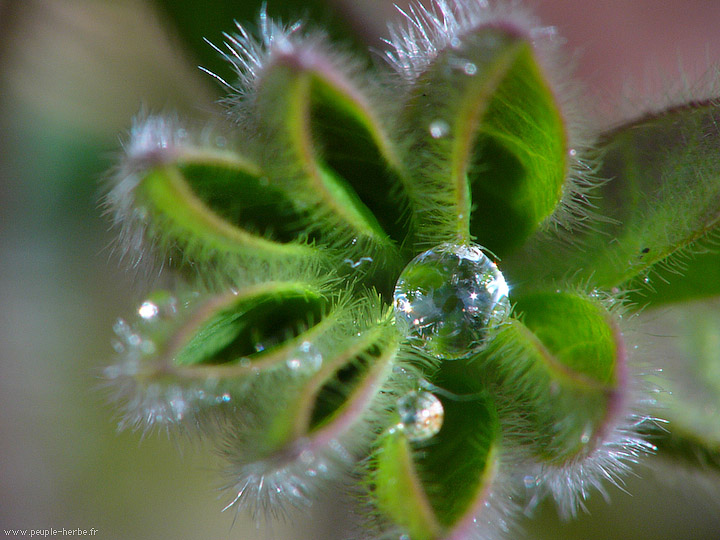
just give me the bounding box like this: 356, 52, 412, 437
397, 390, 444, 442
393, 243, 509, 359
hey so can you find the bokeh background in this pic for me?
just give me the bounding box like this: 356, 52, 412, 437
2, 1, 720, 538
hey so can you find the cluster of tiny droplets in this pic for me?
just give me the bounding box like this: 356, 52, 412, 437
106, 293, 233, 429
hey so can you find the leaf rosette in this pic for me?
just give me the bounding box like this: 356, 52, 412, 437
102, 1, 720, 538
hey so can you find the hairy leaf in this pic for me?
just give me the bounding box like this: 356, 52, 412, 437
484, 291, 624, 463
400, 25, 567, 255
253, 47, 406, 275
513, 100, 720, 303
372, 362, 503, 539
106, 118, 319, 279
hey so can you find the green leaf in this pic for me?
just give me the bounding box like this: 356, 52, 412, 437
514, 100, 720, 303
232, 303, 400, 463
173, 282, 328, 368
484, 291, 623, 463
640, 298, 720, 471
400, 26, 567, 255
108, 121, 321, 279
372, 362, 502, 540
104, 279, 342, 432
253, 48, 407, 277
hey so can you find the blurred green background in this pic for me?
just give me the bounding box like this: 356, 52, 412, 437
1, 1, 719, 538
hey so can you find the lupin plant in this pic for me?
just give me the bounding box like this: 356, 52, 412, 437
103, 0, 720, 538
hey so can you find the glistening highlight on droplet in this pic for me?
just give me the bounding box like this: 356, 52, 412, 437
393, 242, 510, 359
397, 390, 444, 442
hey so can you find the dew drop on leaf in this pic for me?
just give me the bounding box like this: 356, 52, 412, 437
393, 243, 510, 359
429, 119, 450, 139
397, 390, 444, 442
286, 341, 322, 374
463, 61, 477, 75
138, 301, 159, 321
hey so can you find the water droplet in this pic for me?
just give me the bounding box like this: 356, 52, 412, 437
450, 37, 461, 49
138, 301, 159, 320
286, 341, 322, 374
397, 390, 444, 442
429, 119, 450, 139
580, 424, 593, 445
568, 148, 577, 157
393, 243, 510, 359
463, 62, 477, 75
523, 475, 538, 488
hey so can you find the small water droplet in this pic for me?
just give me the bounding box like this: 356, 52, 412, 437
299, 449, 315, 464
643, 276, 651, 284
463, 62, 477, 75
568, 148, 577, 157
429, 119, 450, 139
580, 424, 593, 445
393, 243, 510, 359
450, 37, 461, 49
286, 341, 322, 374
113, 318, 130, 339
523, 475, 538, 488
140, 338, 156, 355
215, 135, 227, 148
138, 301, 159, 321
397, 390, 444, 442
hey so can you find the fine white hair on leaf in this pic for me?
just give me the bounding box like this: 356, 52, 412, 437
384, 0, 602, 245
383, 0, 538, 82
521, 360, 661, 520
213, 5, 303, 100
219, 436, 353, 523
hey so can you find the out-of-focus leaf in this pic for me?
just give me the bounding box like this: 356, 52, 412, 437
106, 117, 320, 279
152, 0, 366, 94
512, 100, 720, 304
642, 298, 720, 471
